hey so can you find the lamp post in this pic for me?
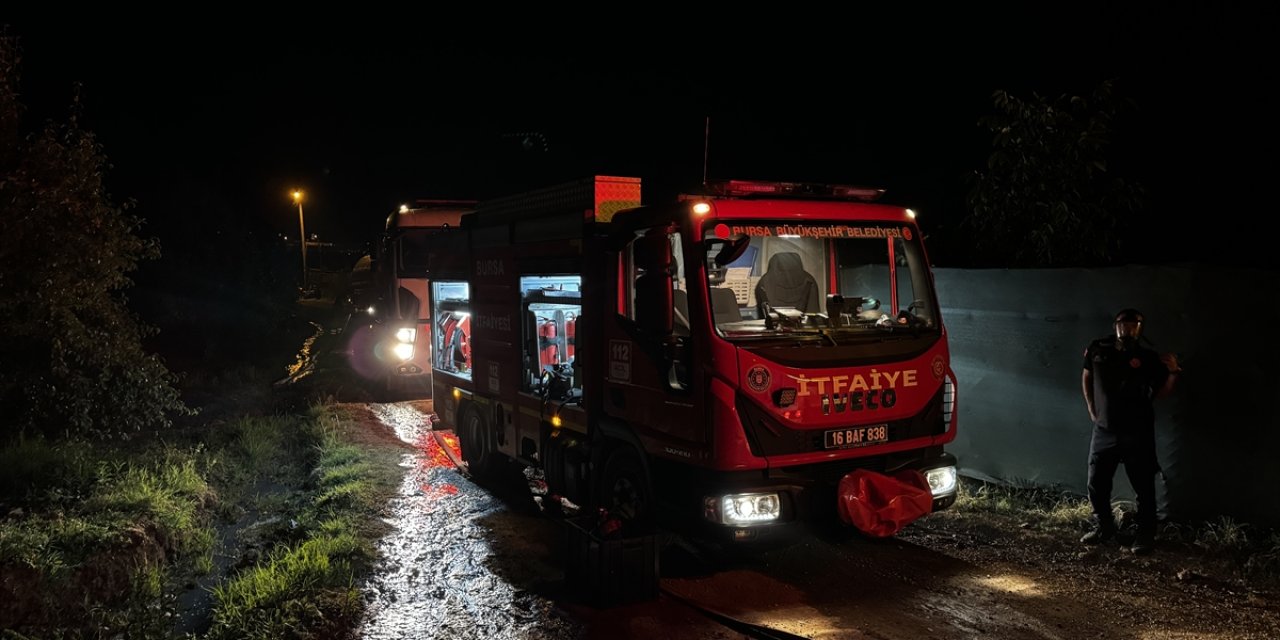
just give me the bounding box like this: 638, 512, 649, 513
292, 190, 308, 289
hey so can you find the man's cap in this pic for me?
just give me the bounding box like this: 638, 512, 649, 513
1114, 308, 1144, 323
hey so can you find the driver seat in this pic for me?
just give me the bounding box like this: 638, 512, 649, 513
755, 252, 820, 313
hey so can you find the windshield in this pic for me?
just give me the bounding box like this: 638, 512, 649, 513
703, 221, 939, 341
397, 228, 445, 276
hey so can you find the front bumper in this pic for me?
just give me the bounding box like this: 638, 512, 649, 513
659, 448, 957, 545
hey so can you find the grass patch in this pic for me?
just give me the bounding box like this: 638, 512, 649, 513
207, 404, 399, 640
950, 476, 1280, 589
208, 534, 364, 639
0, 436, 98, 505
1159, 516, 1280, 588
0, 405, 332, 637
88, 455, 214, 550
953, 477, 1092, 528
0, 438, 217, 635
234, 415, 292, 472
0, 516, 121, 575
194, 413, 316, 516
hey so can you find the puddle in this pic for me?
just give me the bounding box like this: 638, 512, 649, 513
369, 402, 434, 445
358, 402, 579, 639
274, 321, 325, 386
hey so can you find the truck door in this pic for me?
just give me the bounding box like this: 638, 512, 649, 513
603, 224, 701, 451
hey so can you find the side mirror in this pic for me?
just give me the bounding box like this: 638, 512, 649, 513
634, 228, 674, 337
635, 229, 673, 273
635, 272, 673, 336
706, 235, 751, 267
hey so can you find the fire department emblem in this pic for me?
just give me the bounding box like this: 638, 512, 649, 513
1129, 357, 1141, 368
931, 355, 946, 380
746, 365, 771, 393
902, 227, 913, 241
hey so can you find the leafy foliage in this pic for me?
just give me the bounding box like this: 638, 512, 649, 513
0, 33, 190, 438
965, 80, 1144, 267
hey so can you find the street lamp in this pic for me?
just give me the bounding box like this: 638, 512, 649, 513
292, 190, 308, 289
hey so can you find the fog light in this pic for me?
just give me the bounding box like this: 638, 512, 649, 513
925, 466, 958, 497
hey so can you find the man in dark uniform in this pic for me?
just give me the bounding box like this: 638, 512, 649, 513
1080, 308, 1180, 554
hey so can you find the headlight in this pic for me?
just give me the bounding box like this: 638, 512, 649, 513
925, 466, 958, 497
366, 305, 376, 315
392, 342, 415, 361
705, 492, 781, 525
395, 327, 416, 343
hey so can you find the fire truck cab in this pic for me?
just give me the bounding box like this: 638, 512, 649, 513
437, 177, 958, 544
365, 200, 474, 395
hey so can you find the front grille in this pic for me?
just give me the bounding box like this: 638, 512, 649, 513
736, 386, 945, 457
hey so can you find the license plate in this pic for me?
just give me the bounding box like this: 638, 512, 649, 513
824, 424, 889, 449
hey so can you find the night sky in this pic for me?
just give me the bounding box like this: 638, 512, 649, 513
6, 9, 1277, 267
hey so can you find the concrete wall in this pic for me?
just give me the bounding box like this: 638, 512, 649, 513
935, 265, 1280, 524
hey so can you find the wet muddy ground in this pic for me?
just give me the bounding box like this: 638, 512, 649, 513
296, 310, 1280, 639
350, 397, 1280, 639
357, 401, 577, 639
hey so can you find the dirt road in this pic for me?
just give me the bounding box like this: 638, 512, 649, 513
347, 399, 1278, 640
292, 308, 1275, 639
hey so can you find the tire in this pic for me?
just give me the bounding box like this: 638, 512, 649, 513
459, 403, 496, 480
542, 429, 585, 508
594, 444, 653, 524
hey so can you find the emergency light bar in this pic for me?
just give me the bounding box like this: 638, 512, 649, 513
705, 179, 885, 202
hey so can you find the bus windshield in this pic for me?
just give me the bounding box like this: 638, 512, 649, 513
702, 221, 939, 340
397, 228, 446, 277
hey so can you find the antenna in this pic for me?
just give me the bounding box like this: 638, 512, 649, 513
702, 116, 710, 186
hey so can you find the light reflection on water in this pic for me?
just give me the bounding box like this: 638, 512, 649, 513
358, 402, 577, 640
280, 322, 325, 383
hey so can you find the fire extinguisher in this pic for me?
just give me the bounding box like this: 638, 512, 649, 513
565, 314, 576, 361
538, 318, 559, 368
457, 315, 471, 367
440, 315, 459, 369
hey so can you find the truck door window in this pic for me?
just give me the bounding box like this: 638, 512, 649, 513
625, 226, 686, 336
892, 237, 937, 327
622, 226, 692, 391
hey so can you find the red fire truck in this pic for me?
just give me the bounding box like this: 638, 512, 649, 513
362, 200, 475, 394
432, 176, 958, 544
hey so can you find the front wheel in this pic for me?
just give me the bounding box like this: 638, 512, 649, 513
594, 444, 653, 525
459, 404, 496, 481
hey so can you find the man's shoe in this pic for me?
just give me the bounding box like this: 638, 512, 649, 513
1129, 534, 1155, 555
1080, 526, 1116, 544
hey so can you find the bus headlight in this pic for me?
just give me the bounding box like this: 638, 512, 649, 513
392, 342, 415, 361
